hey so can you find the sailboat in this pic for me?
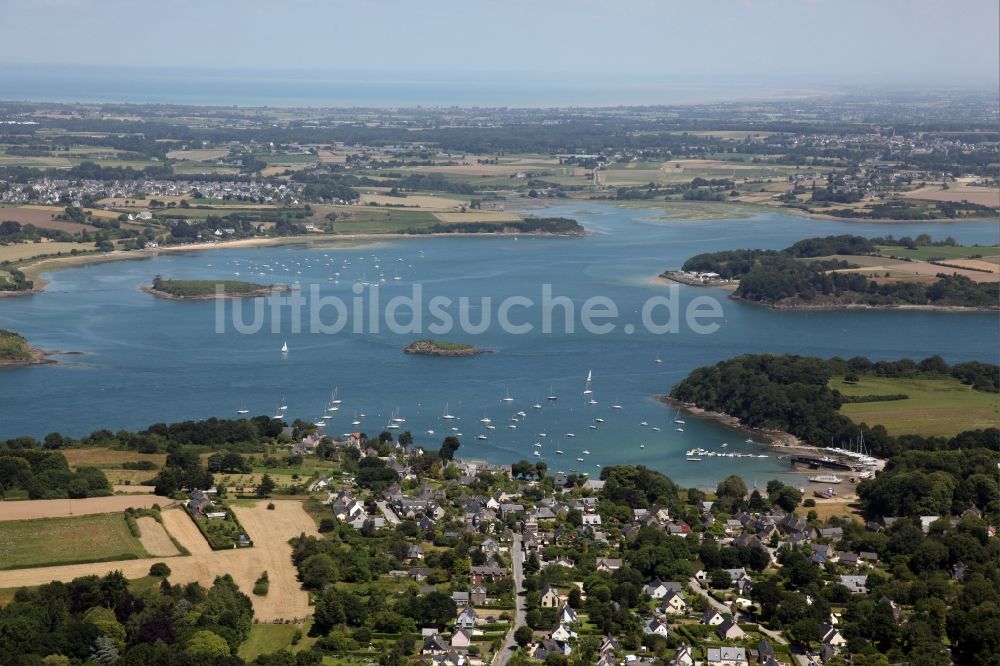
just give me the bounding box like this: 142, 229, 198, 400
532, 398, 542, 410
281, 341, 288, 353
502, 388, 514, 403
351, 411, 361, 426
236, 403, 249, 415
386, 408, 401, 429
479, 410, 492, 424
655, 353, 662, 364
547, 385, 558, 401
329, 388, 342, 406
442, 403, 457, 420
272, 404, 283, 419
279, 397, 288, 411
583, 370, 593, 395
673, 407, 685, 425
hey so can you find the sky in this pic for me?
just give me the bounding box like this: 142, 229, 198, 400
0, 0, 997, 89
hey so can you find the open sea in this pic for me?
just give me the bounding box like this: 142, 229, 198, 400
1, 203, 997, 488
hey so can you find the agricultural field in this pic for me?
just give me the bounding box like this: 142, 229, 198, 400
0, 513, 148, 569
0, 240, 97, 262
901, 179, 1000, 207
61, 447, 164, 486
0, 500, 320, 621
0, 495, 163, 521
359, 192, 466, 210
819, 254, 1000, 284
874, 244, 1000, 262
0, 205, 98, 232
831, 375, 1000, 437
165, 148, 230, 161
323, 206, 441, 233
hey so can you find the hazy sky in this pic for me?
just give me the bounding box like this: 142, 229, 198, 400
2, 0, 997, 87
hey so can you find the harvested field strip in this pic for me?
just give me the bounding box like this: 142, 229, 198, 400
136, 516, 180, 557
0, 495, 165, 521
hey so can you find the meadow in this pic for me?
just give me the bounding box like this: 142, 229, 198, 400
875, 244, 1000, 261
0, 513, 148, 569
831, 375, 1000, 437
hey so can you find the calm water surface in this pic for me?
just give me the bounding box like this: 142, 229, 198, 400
1, 204, 997, 487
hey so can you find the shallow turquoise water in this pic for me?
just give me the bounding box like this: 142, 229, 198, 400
1, 204, 997, 487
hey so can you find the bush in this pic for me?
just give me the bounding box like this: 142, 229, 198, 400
267, 502, 275, 510
253, 571, 269, 596
149, 562, 171, 577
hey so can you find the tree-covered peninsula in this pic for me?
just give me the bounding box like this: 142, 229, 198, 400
674, 235, 999, 309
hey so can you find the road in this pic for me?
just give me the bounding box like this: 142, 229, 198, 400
687, 577, 730, 614
494, 534, 525, 666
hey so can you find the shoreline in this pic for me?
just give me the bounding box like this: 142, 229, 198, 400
0, 347, 78, 369
656, 395, 801, 447
1, 228, 585, 298
656, 395, 887, 483
729, 294, 1000, 313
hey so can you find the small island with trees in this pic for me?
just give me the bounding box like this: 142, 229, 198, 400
143, 275, 291, 300
403, 339, 492, 357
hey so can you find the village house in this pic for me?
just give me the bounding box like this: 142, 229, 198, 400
671, 645, 695, 666
706, 646, 748, 666
643, 618, 671, 638
820, 623, 847, 647
450, 628, 474, 651
661, 591, 688, 615
540, 585, 561, 608
455, 607, 478, 630
595, 557, 623, 573
550, 623, 577, 642
700, 609, 726, 626
716, 617, 747, 641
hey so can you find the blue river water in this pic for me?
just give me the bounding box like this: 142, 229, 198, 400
0, 203, 997, 488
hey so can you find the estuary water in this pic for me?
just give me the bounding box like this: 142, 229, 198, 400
1, 203, 997, 487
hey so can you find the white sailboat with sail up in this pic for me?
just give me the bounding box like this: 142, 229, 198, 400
583, 370, 593, 395
281, 341, 288, 354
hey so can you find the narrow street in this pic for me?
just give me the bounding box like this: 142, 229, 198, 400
495, 534, 525, 666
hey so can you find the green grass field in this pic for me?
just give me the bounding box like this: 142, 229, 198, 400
238, 623, 315, 660
331, 208, 441, 234
0, 513, 149, 569
875, 244, 1000, 261
831, 375, 1000, 437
